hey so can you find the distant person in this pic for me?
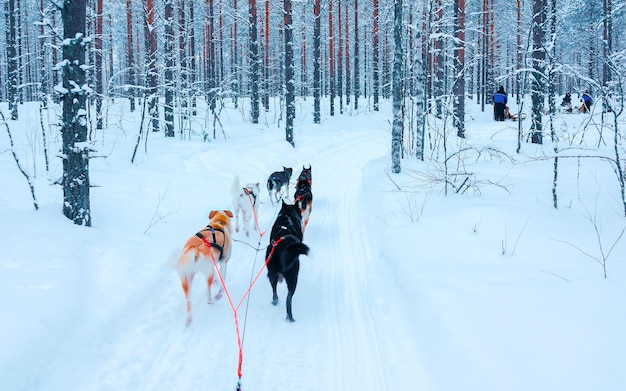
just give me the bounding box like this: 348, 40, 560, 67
581, 90, 593, 113
493, 85, 508, 121
561, 92, 572, 113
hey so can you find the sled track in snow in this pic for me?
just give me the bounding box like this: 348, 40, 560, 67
299, 128, 388, 390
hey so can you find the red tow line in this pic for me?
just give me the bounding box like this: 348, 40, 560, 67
200, 234, 284, 390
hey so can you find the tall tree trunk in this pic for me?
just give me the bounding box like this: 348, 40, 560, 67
531, 0, 546, 144
301, 11, 307, 97
263, 0, 270, 110
516, 0, 522, 103
602, 0, 612, 88
6, 0, 19, 120
206, 0, 216, 113
284, 0, 295, 146
455, 0, 466, 138
164, 0, 175, 137
373, 0, 380, 111
344, 2, 350, 108
337, 0, 343, 114
329, 0, 335, 116
353, 0, 360, 110
61, 0, 91, 226
145, 0, 159, 132
313, 0, 321, 123
38, 0, 49, 171
391, 0, 403, 174
232, 0, 240, 104
179, 0, 189, 120
126, 0, 136, 112
95, 0, 103, 130
189, 3, 197, 113
416, 1, 429, 161
588, 2, 596, 83
249, 0, 260, 123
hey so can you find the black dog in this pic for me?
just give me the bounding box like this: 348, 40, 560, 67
267, 166, 293, 204
294, 165, 312, 233
265, 201, 309, 322
297, 165, 312, 186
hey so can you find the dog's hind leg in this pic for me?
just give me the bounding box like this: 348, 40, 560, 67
269, 272, 280, 305
214, 261, 227, 300
242, 210, 250, 237
234, 209, 240, 233
284, 267, 299, 323
206, 271, 215, 304
181, 274, 194, 327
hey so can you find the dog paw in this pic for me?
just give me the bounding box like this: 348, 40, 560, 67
286, 315, 295, 323
272, 297, 279, 306
186, 317, 193, 327
215, 291, 223, 301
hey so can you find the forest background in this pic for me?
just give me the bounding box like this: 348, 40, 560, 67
1, 0, 625, 227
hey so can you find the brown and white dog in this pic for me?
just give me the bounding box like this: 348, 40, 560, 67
231, 175, 261, 237
174, 210, 233, 327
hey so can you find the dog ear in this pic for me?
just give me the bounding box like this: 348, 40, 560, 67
209, 210, 216, 219
224, 210, 233, 218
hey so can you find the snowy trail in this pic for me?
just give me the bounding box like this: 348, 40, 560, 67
300, 128, 389, 390
33, 122, 393, 391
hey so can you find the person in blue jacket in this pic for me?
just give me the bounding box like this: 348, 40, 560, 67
581, 90, 593, 113
493, 85, 508, 121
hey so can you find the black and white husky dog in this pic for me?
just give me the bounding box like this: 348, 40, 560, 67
266, 166, 293, 204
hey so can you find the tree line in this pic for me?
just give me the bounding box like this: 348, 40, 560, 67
1, 0, 625, 225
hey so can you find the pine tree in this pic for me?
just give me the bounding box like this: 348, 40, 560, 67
284, 0, 295, 146
60, 0, 91, 226
249, 0, 260, 123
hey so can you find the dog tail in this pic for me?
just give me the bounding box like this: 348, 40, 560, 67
231, 175, 241, 197
289, 242, 310, 258
280, 235, 309, 258
167, 248, 181, 269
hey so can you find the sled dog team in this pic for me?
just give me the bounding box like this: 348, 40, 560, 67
173, 165, 312, 326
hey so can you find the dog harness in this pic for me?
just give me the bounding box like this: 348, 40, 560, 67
271, 215, 301, 246
243, 187, 257, 205
196, 226, 226, 260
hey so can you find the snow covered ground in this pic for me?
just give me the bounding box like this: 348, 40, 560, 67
1, 98, 625, 391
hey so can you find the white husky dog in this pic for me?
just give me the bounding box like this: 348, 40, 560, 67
231, 175, 261, 237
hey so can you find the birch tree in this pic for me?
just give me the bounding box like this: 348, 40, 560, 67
391, 0, 403, 174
